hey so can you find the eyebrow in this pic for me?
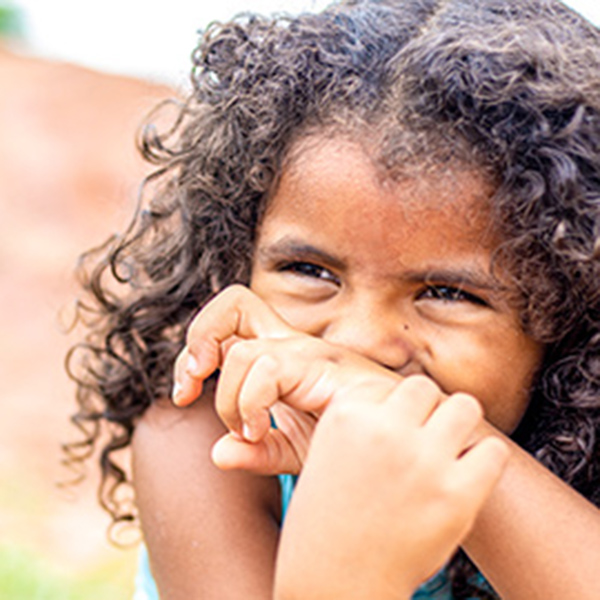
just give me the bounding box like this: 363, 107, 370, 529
403, 268, 505, 292
257, 237, 506, 292
256, 238, 347, 271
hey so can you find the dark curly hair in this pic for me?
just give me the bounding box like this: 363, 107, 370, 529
66, 0, 600, 597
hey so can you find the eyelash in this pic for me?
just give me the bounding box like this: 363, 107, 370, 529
278, 261, 340, 284
419, 285, 488, 306
277, 263, 488, 306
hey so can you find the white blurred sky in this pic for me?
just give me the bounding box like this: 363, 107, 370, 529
12, 0, 330, 86
9, 0, 600, 86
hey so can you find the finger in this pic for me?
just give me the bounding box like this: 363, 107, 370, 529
217, 337, 335, 440
216, 343, 280, 440
382, 375, 445, 426
173, 285, 294, 407
452, 436, 509, 510
270, 402, 316, 467
424, 393, 483, 456
172, 348, 204, 407
186, 285, 294, 379
237, 354, 281, 442
211, 430, 303, 475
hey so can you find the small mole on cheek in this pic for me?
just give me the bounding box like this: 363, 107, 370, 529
404, 324, 409, 331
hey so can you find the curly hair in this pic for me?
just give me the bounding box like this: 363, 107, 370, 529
66, 0, 600, 597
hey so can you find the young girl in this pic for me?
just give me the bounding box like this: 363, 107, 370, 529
67, 0, 600, 598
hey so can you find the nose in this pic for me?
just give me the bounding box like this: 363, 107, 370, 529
321, 300, 415, 373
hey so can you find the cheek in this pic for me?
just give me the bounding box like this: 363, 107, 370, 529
268, 299, 329, 336
429, 332, 543, 434
249, 272, 323, 334
476, 372, 533, 434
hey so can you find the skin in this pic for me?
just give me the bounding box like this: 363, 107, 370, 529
249, 137, 543, 432
132, 387, 280, 600
134, 136, 600, 599
174, 137, 542, 436
173, 285, 509, 598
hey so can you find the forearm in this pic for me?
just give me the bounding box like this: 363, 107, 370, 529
463, 423, 600, 600
273, 389, 508, 600
132, 396, 280, 600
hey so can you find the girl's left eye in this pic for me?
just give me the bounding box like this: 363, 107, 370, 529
418, 285, 488, 306
279, 261, 340, 284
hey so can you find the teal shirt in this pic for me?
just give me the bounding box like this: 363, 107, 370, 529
133, 473, 453, 599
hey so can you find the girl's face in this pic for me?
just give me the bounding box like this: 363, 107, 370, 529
250, 137, 544, 433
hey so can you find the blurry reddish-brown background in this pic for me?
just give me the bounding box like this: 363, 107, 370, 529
0, 30, 173, 596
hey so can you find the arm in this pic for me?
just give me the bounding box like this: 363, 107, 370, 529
163, 286, 508, 598
172, 286, 600, 599
131, 386, 280, 600
274, 381, 508, 600
462, 422, 600, 600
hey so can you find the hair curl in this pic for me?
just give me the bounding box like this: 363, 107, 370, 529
66, 1, 600, 597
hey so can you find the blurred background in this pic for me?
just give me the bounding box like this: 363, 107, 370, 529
0, 0, 597, 598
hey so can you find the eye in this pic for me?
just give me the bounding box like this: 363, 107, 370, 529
418, 285, 488, 307
279, 261, 340, 285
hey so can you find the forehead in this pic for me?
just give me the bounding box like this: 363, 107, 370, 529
265, 136, 498, 251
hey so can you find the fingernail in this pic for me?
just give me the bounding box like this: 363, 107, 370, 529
171, 381, 183, 404
243, 422, 254, 442
186, 353, 200, 376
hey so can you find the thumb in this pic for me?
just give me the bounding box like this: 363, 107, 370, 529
211, 431, 302, 475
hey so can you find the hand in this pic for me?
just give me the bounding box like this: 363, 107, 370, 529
210, 331, 400, 474
171, 285, 322, 474
172, 285, 398, 474
172, 285, 299, 408
275, 376, 510, 599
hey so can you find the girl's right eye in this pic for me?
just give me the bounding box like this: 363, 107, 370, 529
278, 261, 340, 285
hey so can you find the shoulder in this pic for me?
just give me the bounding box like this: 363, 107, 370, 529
132, 389, 281, 598
133, 389, 225, 449
132, 388, 280, 513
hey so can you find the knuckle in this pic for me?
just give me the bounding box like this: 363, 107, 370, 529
225, 339, 246, 361
222, 283, 248, 299
289, 335, 314, 353
321, 399, 360, 428
253, 352, 279, 374
220, 284, 254, 309
185, 309, 214, 345
225, 339, 256, 363
202, 284, 250, 318
401, 374, 441, 397
448, 392, 483, 421
285, 334, 321, 360
320, 400, 381, 447
185, 334, 211, 359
